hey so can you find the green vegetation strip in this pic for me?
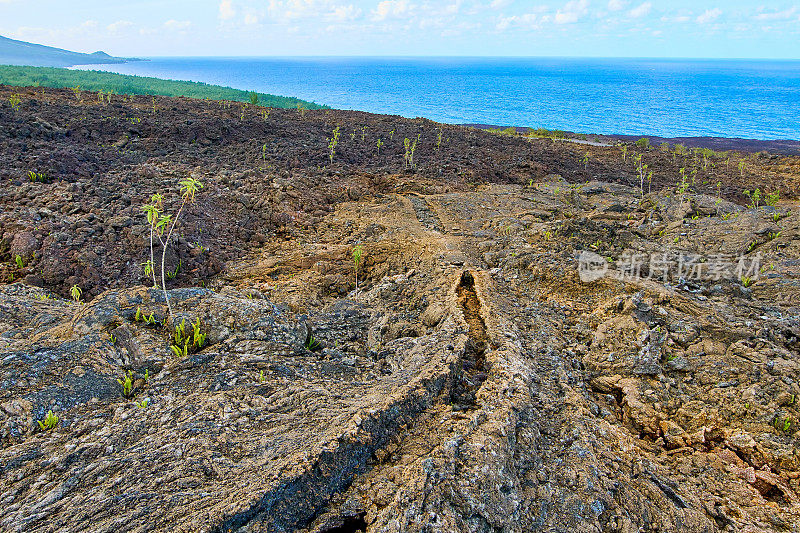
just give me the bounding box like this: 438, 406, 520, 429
0, 64, 327, 109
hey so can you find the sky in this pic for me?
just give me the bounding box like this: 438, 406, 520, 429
1, 1, 799, 58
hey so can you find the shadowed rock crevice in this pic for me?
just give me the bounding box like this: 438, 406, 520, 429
318, 513, 367, 533
451, 270, 489, 410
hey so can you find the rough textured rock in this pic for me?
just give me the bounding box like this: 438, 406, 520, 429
1, 88, 800, 532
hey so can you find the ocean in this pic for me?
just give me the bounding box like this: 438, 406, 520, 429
75, 57, 800, 141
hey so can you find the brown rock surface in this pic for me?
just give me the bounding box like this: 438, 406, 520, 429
1, 87, 799, 532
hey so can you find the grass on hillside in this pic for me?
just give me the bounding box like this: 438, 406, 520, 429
0, 64, 327, 109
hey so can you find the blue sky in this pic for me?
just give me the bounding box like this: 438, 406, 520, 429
1, 1, 799, 58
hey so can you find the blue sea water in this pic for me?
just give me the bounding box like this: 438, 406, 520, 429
75, 57, 800, 141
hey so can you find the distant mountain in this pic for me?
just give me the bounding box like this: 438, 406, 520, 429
0, 35, 139, 68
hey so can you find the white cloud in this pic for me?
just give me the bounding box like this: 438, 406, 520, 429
661, 13, 690, 23
11, 20, 99, 43
106, 20, 134, 34
329, 4, 362, 21
260, 1, 364, 22
554, 0, 589, 24
754, 7, 796, 21
283, 0, 318, 19
244, 13, 261, 25
628, 2, 651, 19
607, 0, 626, 11
372, 0, 410, 21
164, 20, 192, 31
490, 0, 512, 7
497, 12, 543, 30
696, 8, 721, 24
219, 0, 236, 20
442, 1, 462, 16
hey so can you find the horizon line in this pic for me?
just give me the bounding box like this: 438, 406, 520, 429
116, 54, 800, 61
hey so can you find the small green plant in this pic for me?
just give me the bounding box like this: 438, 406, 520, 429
8, 93, 21, 111
142, 193, 164, 288
14, 255, 24, 269
117, 370, 134, 398
774, 416, 793, 433
741, 275, 754, 288
328, 126, 340, 164
403, 135, 420, 169
109, 333, 117, 344
258, 369, 265, 384
635, 137, 651, 150
37, 410, 59, 431
436, 128, 443, 152
352, 244, 364, 295
635, 156, 648, 198
249, 92, 259, 105
673, 143, 687, 163
142, 259, 155, 282
27, 170, 48, 183
581, 152, 589, 171
772, 212, 781, 223
142, 177, 203, 322
70, 284, 82, 303
700, 148, 713, 170
376, 138, 384, 155
170, 318, 207, 357
297, 103, 307, 117
767, 231, 781, 241
305, 332, 321, 351
765, 190, 780, 207
738, 160, 746, 178
136, 398, 150, 409
743, 188, 761, 209
620, 144, 627, 162
389, 129, 395, 141
166, 260, 181, 280
134, 306, 157, 325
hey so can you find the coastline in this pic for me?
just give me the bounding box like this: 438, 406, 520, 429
464, 123, 800, 155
